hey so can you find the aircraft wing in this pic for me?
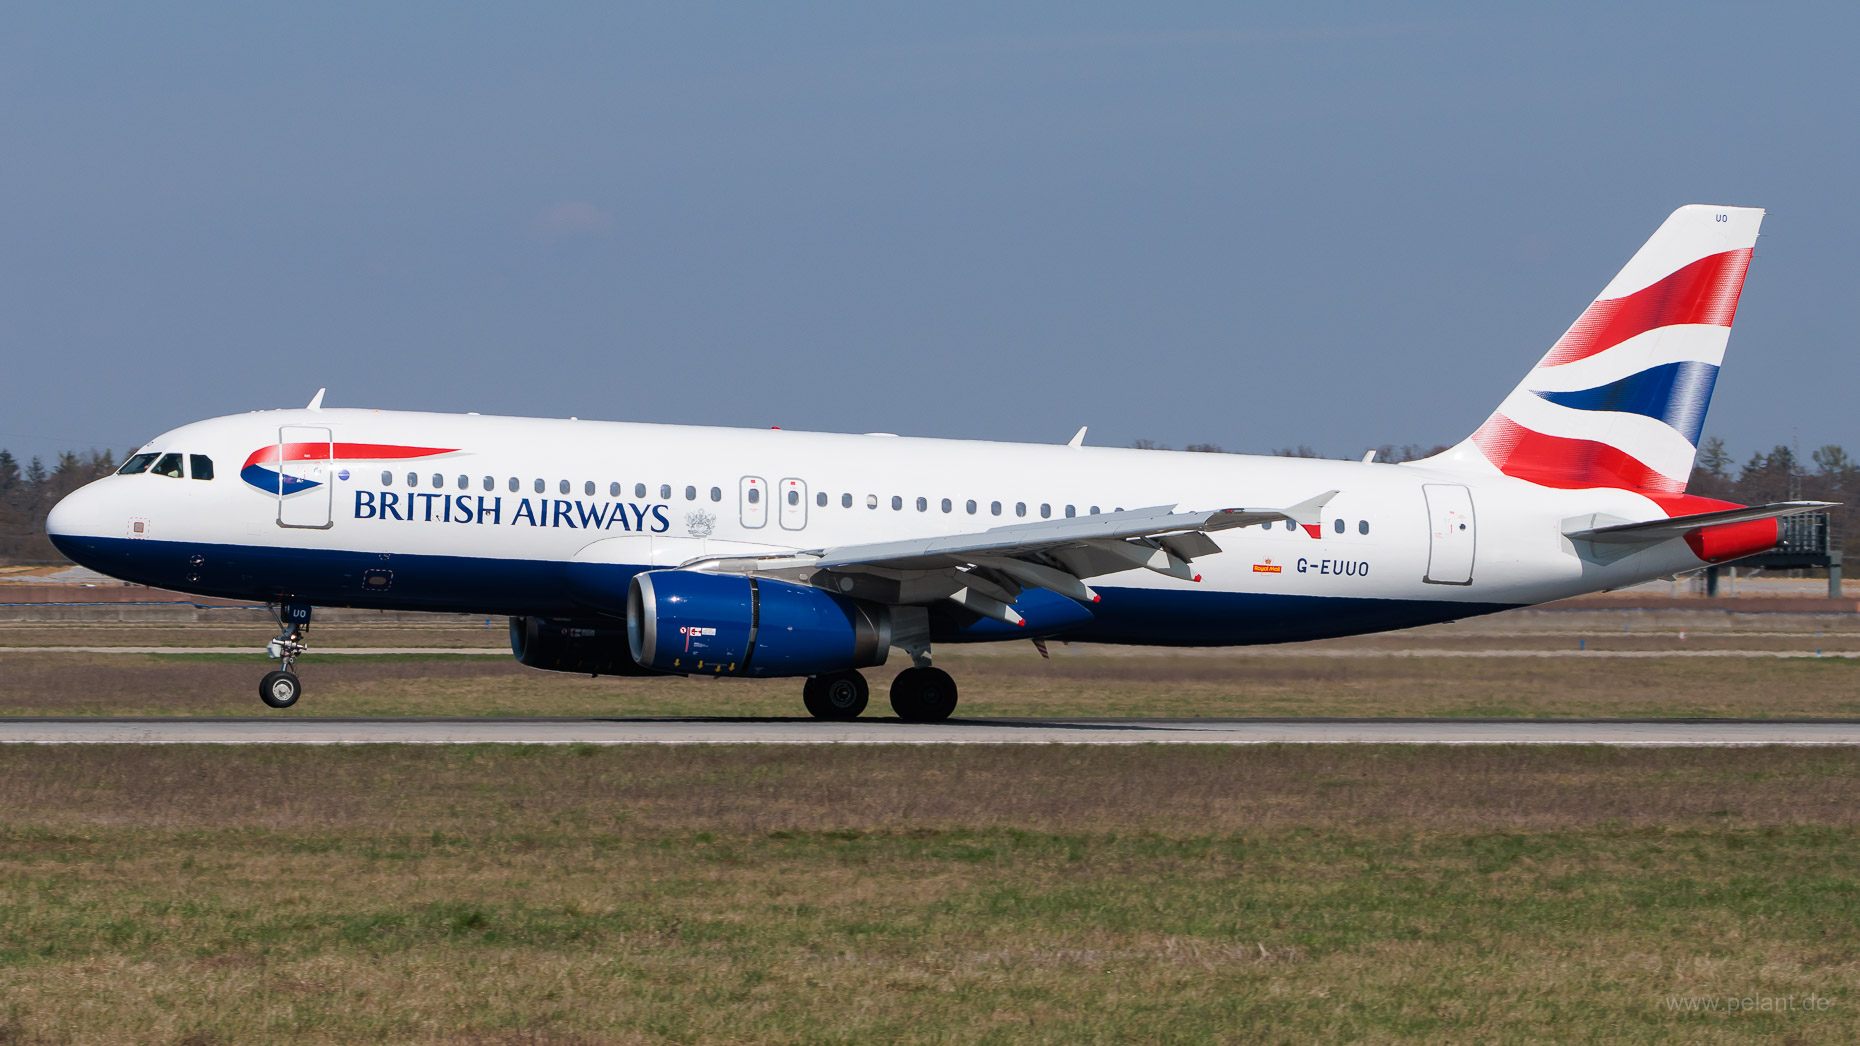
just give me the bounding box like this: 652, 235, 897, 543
677, 490, 1338, 625
1564, 501, 1834, 545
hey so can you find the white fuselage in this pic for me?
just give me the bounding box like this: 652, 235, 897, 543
46, 407, 1717, 648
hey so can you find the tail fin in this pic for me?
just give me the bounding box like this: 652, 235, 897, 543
1429, 205, 1763, 493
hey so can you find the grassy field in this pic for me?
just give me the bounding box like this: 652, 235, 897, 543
6, 610, 1860, 719
3, 646, 1860, 719
0, 744, 1855, 1043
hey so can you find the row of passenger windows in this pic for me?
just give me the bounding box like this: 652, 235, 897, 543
844, 494, 1101, 518
385, 472, 738, 502
118, 452, 213, 481
375, 472, 1373, 534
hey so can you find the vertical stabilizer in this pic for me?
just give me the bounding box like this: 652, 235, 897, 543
1426, 205, 1762, 493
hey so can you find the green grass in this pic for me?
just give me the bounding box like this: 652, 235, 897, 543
0, 745, 1856, 1043
6, 647, 1860, 719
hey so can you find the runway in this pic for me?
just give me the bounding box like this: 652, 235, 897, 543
4, 716, 1860, 745
5, 646, 1859, 659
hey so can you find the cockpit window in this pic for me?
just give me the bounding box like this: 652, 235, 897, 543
189, 455, 214, 481
117, 453, 158, 476
152, 453, 185, 479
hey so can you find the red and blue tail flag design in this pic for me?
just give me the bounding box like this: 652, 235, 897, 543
241, 443, 458, 495
1441, 205, 1762, 494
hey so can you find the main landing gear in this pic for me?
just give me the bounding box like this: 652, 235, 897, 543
799, 666, 961, 722
889, 666, 959, 722
802, 671, 869, 719
259, 603, 313, 709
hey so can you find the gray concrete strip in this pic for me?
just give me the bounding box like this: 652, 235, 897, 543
3, 717, 1859, 745
4, 646, 1859, 659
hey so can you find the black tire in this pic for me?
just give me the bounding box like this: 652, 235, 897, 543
802, 671, 868, 719
889, 666, 958, 722
259, 670, 302, 709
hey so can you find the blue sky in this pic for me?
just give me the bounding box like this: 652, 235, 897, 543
2, 4, 1855, 467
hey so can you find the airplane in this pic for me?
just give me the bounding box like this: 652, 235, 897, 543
45, 204, 1829, 720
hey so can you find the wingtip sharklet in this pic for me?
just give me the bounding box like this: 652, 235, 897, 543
1282, 489, 1340, 526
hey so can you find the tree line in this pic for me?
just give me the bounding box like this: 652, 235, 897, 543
0, 450, 120, 564
0, 440, 1853, 565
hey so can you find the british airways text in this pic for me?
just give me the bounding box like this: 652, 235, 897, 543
352, 491, 672, 532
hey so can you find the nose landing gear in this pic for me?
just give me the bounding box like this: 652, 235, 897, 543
259, 603, 312, 709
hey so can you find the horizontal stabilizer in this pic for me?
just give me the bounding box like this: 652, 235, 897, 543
1564, 501, 1834, 545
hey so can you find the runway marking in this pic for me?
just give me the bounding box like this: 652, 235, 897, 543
3, 717, 1859, 746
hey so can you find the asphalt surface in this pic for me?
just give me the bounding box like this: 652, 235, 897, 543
6, 646, 1859, 659
3, 716, 1859, 745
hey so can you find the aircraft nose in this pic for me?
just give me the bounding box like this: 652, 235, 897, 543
46, 481, 111, 542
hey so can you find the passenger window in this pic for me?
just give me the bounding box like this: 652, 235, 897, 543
966, 499, 977, 514
941, 498, 952, 513
636, 483, 647, 498
713, 487, 725, 502
891, 496, 903, 510
485, 477, 495, 491
434, 474, 444, 488
867, 494, 878, 509
991, 501, 1002, 516
1334, 519, 1345, 534
915, 497, 927, 512
747, 487, 760, 504
610, 482, 620, 497
788, 490, 799, 506
584, 481, 595, 496
152, 453, 184, 478
1040, 504, 1051, 519
660, 484, 671, 499
508, 477, 519, 492
117, 453, 158, 476
1064, 505, 1075, 518
190, 455, 214, 481
534, 479, 545, 494
1015, 502, 1027, 518
383, 471, 394, 485
1090, 505, 1101, 515
409, 473, 420, 488
559, 480, 571, 495
685, 485, 697, 501
1359, 520, 1370, 535
842, 493, 853, 508
457, 475, 468, 490
1284, 520, 1296, 531
817, 492, 828, 507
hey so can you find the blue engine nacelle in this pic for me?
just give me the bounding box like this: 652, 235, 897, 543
627, 571, 891, 677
